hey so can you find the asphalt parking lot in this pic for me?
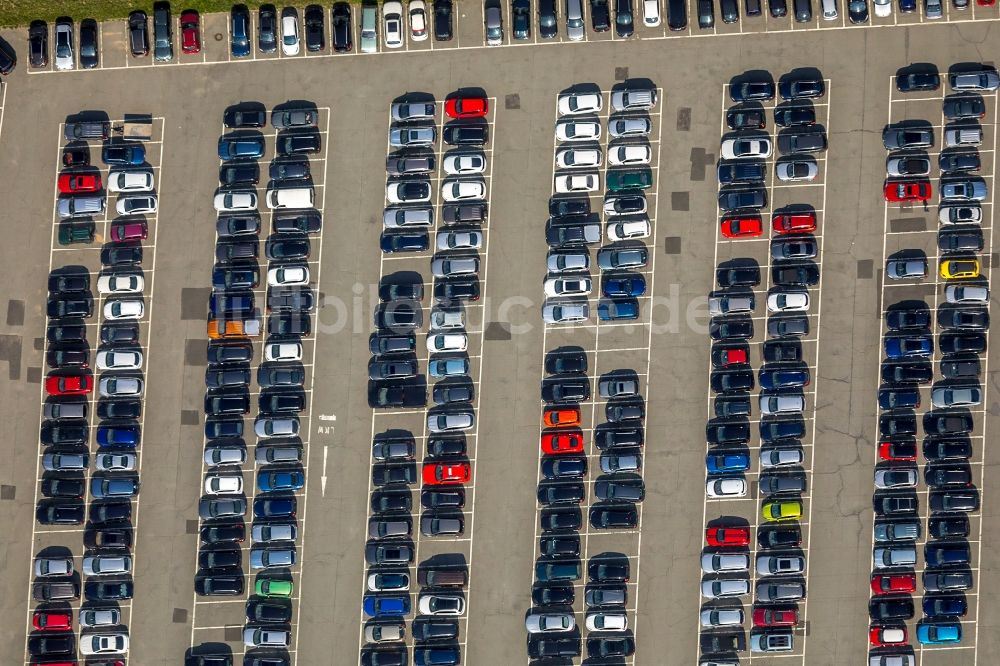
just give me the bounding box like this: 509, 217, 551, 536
1, 10, 1000, 666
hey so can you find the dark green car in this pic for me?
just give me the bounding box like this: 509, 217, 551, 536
58, 222, 95, 245
606, 169, 653, 192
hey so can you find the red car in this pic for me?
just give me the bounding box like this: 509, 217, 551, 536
541, 430, 584, 455
57, 172, 101, 194
884, 180, 931, 203
543, 407, 580, 428
181, 10, 201, 54
773, 212, 817, 235
720, 215, 762, 239
752, 606, 798, 627
870, 572, 916, 595
445, 97, 488, 119
422, 461, 471, 485
111, 221, 148, 242
869, 625, 907, 648
705, 526, 749, 547
32, 610, 72, 631
45, 373, 92, 396
978, 0, 995, 6
878, 440, 917, 462
711, 345, 748, 368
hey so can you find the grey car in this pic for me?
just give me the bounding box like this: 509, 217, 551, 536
886, 258, 927, 279
883, 127, 934, 150
199, 497, 248, 520
547, 251, 590, 273
597, 247, 648, 270
949, 68, 1000, 91
389, 125, 436, 147
941, 179, 988, 200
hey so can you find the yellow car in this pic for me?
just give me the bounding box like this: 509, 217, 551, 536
761, 501, 803, 523
940, 259, 980, 280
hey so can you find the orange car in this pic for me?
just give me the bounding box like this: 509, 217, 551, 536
207, 319, 260, 339
541, 430, 584, 455
543, 407, 581, 428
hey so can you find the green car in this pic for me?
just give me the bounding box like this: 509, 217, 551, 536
606, 169, 653, 192
255, 578, 293, 598
58, 222, 95, 245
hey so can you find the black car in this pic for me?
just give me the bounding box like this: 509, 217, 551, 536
774, 105, 816, 127
537, 0, 560, 36
47, 296, 93, 319
698, 0, 716, 25
938, 306, 989, 330
929, 514, 970, 539
940, 151, 980, 173
925, 465, 973, 488
537, 482, 586, 505
614, 0, 634, 36
929, 491, 979, 512
46, 344, 89, 368
532, 584, 574, 606
924, 411, 975, 435
86, 526, 134, 549
540, 535, 580, 557
258, 4, 278, 52
200, 522, 246, 544
758, 526, 802, 549
80, 19, 99, 69
220, 164, 259, 186
772, 263, 820, 286
381, 231, 429, 253
85, 580, 134, 601
715, 395, 751, 418
897, 71, 940, 92
528, 637, 580, 659
199, 546, 242, 570
938, 229, 984, 253
707, 422, 750, 445
421, 489, 465, 509
880, 412, 917, 436
48, 324, 87, 344
779, 77, 825, 100
591, 0, 612, 30
97, 399, 142, 419
434, 0, 454, 40
368, 383, 427, 409
513, 0, 531, 37
869, 597, 914, 621
924, 438, 973, 460
29, 20, 48, 68
434, 278, 480, 302
205, 390, 251, 416
41, 423, 88, 446
939, 333, 986, 354
268, 313, 312, 337
763, 340, 802, 363
941, 355, 980, 380
372, 490, 412, 513
541, 456, 587, 480
278, 131, 322, 155
128, 10, 150, 56
668, 0, 688, 28
28, 634, 74, 657
711, 369, 754, 393
267, 288, 315, 312
305, 4, 325, 51
717, 264, 760, 288
886, 306, 931, 330
730, 81, 775, 103
540, 508, 582, 531
700, 632, 744, 654
443, 124, 489, 146
432, 382, 474, 405
205, 364, 251, 389
212, 265, 259, 291
590, 505, 639, 528
269, 159, 310, 181
329, 2, 353, 51
847, 0, 868, 23
247, 599, 293, 623
881, 361, 933, 384
427, 437, 466, 457
545, 349, 587, 374
208, 342, 254, 365
224, 108, 267, 129
769, 0, 788, 16
710, 317, 753, 341
549, 198, 589, 217
266, 236, 310, 260
102, 243, 143, 266
542, 377, 590, 403
727, 106, 766, 130
274, 212, 322, 234
588, 636, 636, 658
369, 333, 416, 355
195, 575, 244, 596
90, 501, 132, 525
41, 477, 86, 498
374, 302, 422, 331
258, 364, 306, 388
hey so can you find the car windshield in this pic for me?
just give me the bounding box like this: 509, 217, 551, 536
57, 35, 70, 56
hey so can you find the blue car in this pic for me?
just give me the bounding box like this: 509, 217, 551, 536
381, 231, 430, 253
429, 357, 470, 378
258, 470, 305, 493
706, 452, 751, 473
230, 6, 251, 58
759, 369, 810, 390
916, 622, 962, 644
923, 595, 968, 618
254, 496, 296, 519
102, 144, 145, 166
878, 387, 921, 410
363, 594, 410, 618
602, 274, 646, 298
218, 135, 266, 161
884, 335, 933, 359
96, 425, 139, 448
597, 298, 640, 321
899, 0, 917, 11
91, 476, 140, 499
415, 647, 462, 666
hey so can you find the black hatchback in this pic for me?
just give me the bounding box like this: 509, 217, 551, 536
305, 4, 325, 51
443, 124, 488, 146
614, 0, 634, 36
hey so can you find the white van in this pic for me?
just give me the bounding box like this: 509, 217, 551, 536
266, 186, 314, 210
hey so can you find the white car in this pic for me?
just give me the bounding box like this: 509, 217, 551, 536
707, 477, 746, 497
268, 264, 309, 286
701, 552, 750, 574
97, 274, 144, 295
83, 554, 132, 576
586, 612, 628, 631
766, 291, 810, 312
544, 277, 592, 297
443, 153, 486, 175
608, 145, 651, 166
108, 170, 155, 193
436, 230, 482, 250
873, 0, 891, 15
542, 301, 589, 324
409, 0, 429, 40
386, 181, 432, 204
96, 350, 143, 371
939, 205, 982, 225
699, 608, 744, 628
214, 191, 257, 212
720, 137, 772, 159
557, 92, 603, 116
264, 341, 303, 362
603, 195, 647, 216
99, 376, 143, 397
205, 475, 244, 495
54, 22, 74, 71
116, 194, 158, 215
281, 10, 300, 55
556, 148, 602, 169
80, 633, 129, 655
244, 627, 290, 648
442, 179, 486, 202
104, 299, 144, 320
96, 452, 138, 472
383, 1, 405, 48
417, 593, 466, 615
525, 612, 575, 633
80, 609, 121, 628
427, 333, 468, 352
607, 219, 651, 241
430, 308, 465, 331
554, 173, 599, 193
643, 0, 661, 25
556, 120, 602, 142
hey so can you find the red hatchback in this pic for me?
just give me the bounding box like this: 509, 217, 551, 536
541, 430, 584, 455
884, 180, 931, 203
773, 212, 817, 235
705, 526, 749, 547
58, 172, 101, 194
870, 572, 916, 595
422, 461, 471, 485
45, 373, 92, 396
711, 345, 749, 368
181, 10, 201, 53
720, 216, 762, 239
445, 97, 488, 119
752, 606, 798, 627
111, 221, 148, 242
878, 440, 917, 462
869, 625, 907, 647
32, 610, 72, 631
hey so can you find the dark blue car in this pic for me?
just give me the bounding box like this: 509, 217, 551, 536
230, 6, 251, 57
363, 594, 410, 617
415, 647, 462, 666
885, 335, 933, 359
96, 425, 139, 448
878, 387, 921, 410
923, 595, 968, 618
102, 144, 145, 166
706, 451, 751, 473
254, 496, 296, 519
597, 298, 640, 321
218, 134, 265, 161
380, 231, 430, 253
759, 368, 810, 390
602, 274, 646, 298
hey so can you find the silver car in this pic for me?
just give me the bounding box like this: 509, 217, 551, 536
364, 622, 405, 643
760, 447, 804, 468
701, 553, 750, 574
391, 102, 436, 121
96, 452, 138, 471
431, 256, 479, 277
430, 307, 465, 331
699, 608, 744, 627
931, 385, 982, 408
547, 251, 590, 274
609, 117, 651, 138
941, 179, 988, 200
776, 159, 818, 181
251, 522, 298, 543
542, 301, 589, 324
389, 125, 436, 147
873, 546, 917, 569
384, 206, 433, 228
427, 411, 475, 432
55, 21, 74, 70
701, 578, 750, 599
436, 229, 482, 251
80, 608, 121, 628
254, 417, 300, 438
204, 444, 247, 467
83, 554, 132, 576
35, 557, 74, 577
249, 547, 297, 569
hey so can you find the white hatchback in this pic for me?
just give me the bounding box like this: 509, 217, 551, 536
766, 291, 810, 312
204, 475, 244, 495
556, 120, 601, 142
557, 92, 603, 116
427, 333, 468, 352
721, 137, 772, 159
409, 0, 428, 40
707, 477, 746, 497
268, 264, 309, 286
96, 350, 143, 371
80, 633, 129, 655
608, 145, 651, 166
556, 148, 602, 169
116, 194, 158, 215
442, 179, 486, 202
543, 277, 592, 297
214, 191, 257, 212
265, 341, 303, 362
108, 170, 155, 192
383, 1, 405, 47
443, 153, 486, 175
281, 11, 300, 55
104, 299, 144, 320
554, 173, 599, 193
607, 219, 650, 241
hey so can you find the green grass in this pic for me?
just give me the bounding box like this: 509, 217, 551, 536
0, 1, 278, 28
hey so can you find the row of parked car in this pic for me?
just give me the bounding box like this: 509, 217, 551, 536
31, 125, 157, 664
867, 68, 993, 662
699, 73, 825, 661
191, 105, 321, 664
